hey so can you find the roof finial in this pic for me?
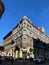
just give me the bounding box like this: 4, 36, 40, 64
22, 16, 28, 19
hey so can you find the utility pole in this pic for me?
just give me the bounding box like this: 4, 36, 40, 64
0, 0, 5, 19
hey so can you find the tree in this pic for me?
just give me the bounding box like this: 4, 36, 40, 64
0, 0, 5, 19
29, 48, 33, 52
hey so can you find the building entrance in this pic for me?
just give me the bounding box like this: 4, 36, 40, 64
22, 52, 27, 59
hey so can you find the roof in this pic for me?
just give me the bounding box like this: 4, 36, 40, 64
13, 23, 19, 30
3, 31, 12, 40
13, 16, 33, 30
3, 16, 49, 40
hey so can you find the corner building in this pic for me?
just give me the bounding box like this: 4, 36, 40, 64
3, 16, 49, 59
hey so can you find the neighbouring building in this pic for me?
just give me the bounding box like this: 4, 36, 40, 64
3, 16, 49, 59
0, 45, 4, 56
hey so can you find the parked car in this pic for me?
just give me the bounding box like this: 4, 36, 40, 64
0, 55, 2, 63
33, 56, 45, 63
45, 55, 49, 60
5, 56, 14, 61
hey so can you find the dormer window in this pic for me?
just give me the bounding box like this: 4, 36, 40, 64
23, 22, 26, 27
24, 29, 26, 31
24, 38, 26, 39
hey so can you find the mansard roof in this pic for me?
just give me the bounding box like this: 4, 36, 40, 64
3, 16, 49, 40
3, 31, 12, 40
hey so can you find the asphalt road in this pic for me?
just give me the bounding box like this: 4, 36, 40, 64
0, 59, 49, 65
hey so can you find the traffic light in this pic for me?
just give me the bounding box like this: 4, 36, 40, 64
0, 0, 5, 19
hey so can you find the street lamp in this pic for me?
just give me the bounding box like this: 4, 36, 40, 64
0, 0, 5, 19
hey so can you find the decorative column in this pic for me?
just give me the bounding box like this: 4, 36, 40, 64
27, 47, 30, 58
15, 50, 18, 58
19, 48, 22, 58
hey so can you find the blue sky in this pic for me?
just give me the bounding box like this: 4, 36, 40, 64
0, 0, 49, 44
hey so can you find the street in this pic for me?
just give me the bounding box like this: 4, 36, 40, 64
0, 59, 49, 65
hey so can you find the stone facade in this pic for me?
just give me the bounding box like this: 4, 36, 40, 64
3, 16, 49, 59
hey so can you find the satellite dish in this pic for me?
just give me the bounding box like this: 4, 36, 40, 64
0, 0, 5, 19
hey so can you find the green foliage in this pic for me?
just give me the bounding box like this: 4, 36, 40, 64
29, 48, 33, 52
27, 52, 30, 56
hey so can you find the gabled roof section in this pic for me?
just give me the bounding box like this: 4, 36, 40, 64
22, 16, 32, 23
13, 16, 29, 30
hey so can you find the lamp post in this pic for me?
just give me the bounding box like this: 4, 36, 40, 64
0, 0, 5, 18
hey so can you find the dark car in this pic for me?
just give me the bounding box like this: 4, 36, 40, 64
0, 55, 2, 63
5, 56, 14, 61
33, 57, 45, 63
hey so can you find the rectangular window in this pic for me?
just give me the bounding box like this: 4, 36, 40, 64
27, 24, 29, 26
30, 26, 31, 28
23, 31, 26, 34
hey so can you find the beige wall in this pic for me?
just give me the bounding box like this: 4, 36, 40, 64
3, 17, 49, 59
